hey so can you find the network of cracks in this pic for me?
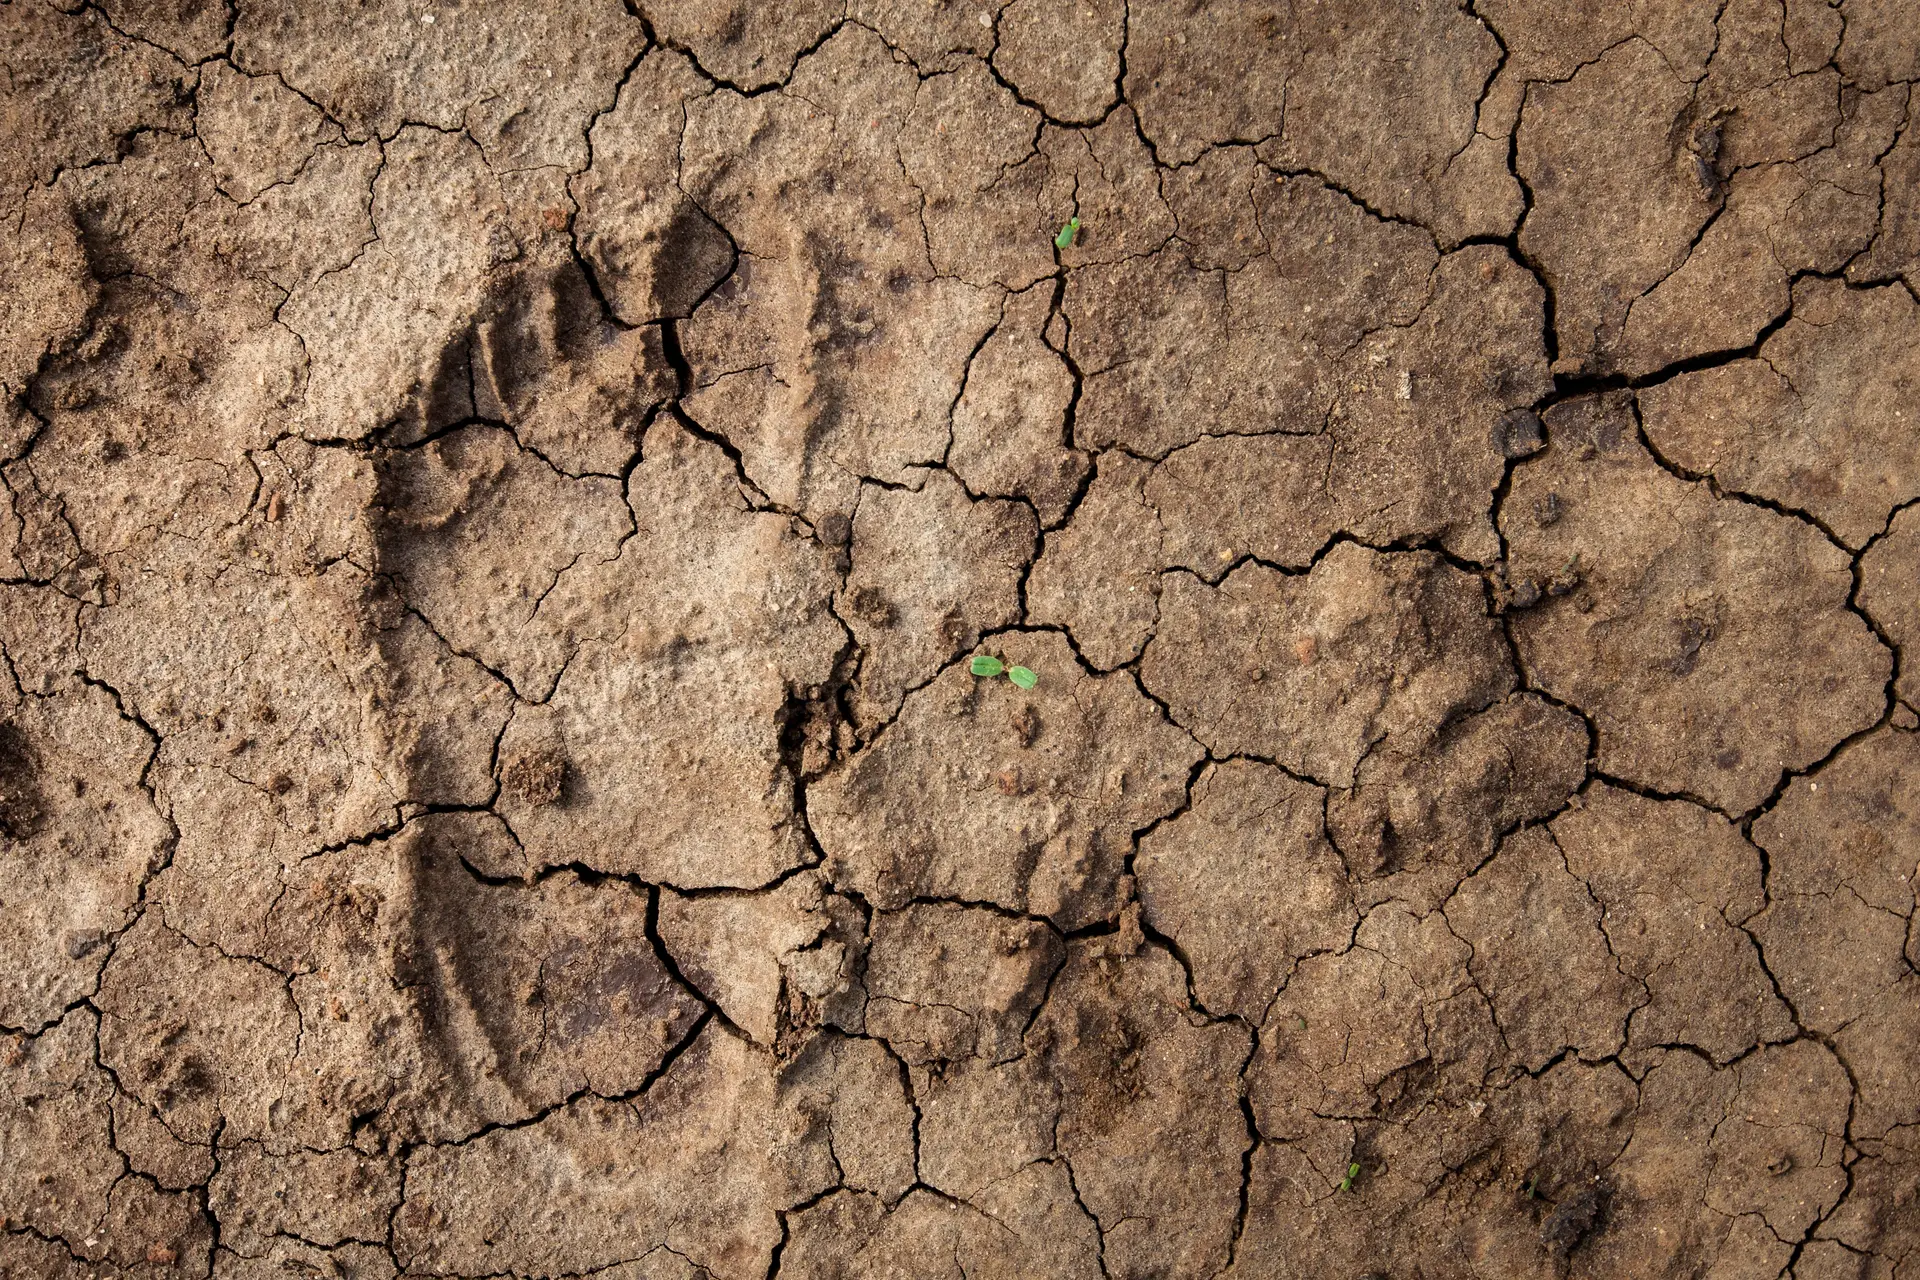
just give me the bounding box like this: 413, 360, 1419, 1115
4, 0, 1920, 1277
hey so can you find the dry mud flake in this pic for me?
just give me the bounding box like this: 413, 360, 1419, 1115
1136, 758, 1354, 1020
1329, 691, 1590, 912
658, 871, 868, 1052
393, 1024, 837, 1278
233, 0, 642, 169
1143, 542, 1514, 787
1, 1009, 213, 1271
88, 813, 706, 1156
1247, 900, 1497, 1140
450, 419, 845, 888
778, 1169, 1104, 1280
1443, 827, 1639, 1072
209, 1143, 402, 1259
1503, 393, 1889, 814
863, 900, 1063, 1064
643, 0, 840, 90
0, 4, 194, 216
0, 192, 96, 401
1515, 9, 1896, 378
1026, 451, 1169, 669
1640, 277, 1920, 548
1064, 190, 1548, 561
1126, 0, 1514, 242
1564, 1045, 1850, 1279
811, 631, 1201, 928
675, 25, 1045, 521
947, 281, 1087, 525
1861, 503, 1920, 709
1028, 938, 1253, 1280
786, 939, 1249, 1280
280, 124, 674, 463
995, 0, 1123, 123
571, 50, 735, 326
837, 469, 1037, 730
1234, 1058, 1642, 1278
1553, 785, 1794, 1066
1749, 726, 1920, 1142
0, 681, 171, 1030
1025, 425, 1407, 668
79, 560, 429, 962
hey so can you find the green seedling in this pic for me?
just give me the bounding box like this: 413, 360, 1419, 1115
971, 654, 1039, 689
1338, 1162, 1361, 1193
1523, 1175, 1539, 1200
1054, 216, 1081, 250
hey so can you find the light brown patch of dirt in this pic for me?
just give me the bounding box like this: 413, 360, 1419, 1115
3, 3, 1916, 1277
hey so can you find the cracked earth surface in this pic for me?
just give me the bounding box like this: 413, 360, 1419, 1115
2, 0, 1919, 1276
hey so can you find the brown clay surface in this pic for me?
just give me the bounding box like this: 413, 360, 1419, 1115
2, 2, 1918, 1277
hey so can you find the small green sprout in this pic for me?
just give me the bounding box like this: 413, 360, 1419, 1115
1523, 1175, 1539, 1200
1054, 216, 1081, 250
970, 653, 1038, 689
1338, 1162, 1361, 1193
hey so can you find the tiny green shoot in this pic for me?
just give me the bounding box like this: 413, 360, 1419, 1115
1338, 1162, 1361, 1193
970, 653, 1037, 689
1523, 1175, 1539, 1200
1054, 216, 1081, 250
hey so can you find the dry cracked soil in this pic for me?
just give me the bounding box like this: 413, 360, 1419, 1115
3, 0, 1920, 1277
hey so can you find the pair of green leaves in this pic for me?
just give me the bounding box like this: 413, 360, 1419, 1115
1054, 216, 1081, 250
971, 654, 1038, 690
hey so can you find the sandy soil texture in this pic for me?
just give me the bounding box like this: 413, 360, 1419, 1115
4, 1, 1919, 1276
